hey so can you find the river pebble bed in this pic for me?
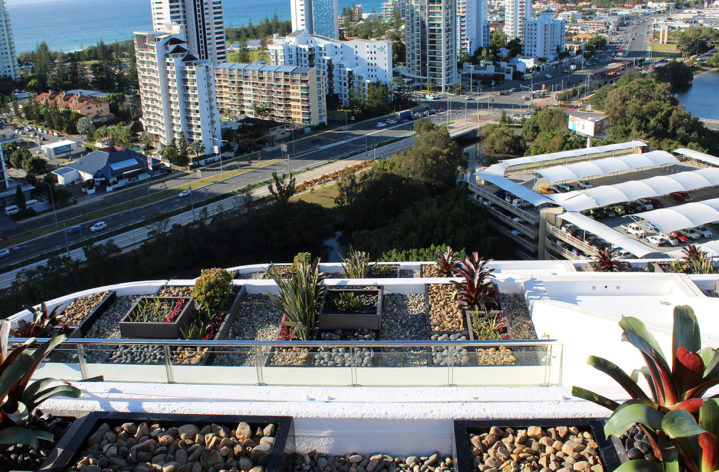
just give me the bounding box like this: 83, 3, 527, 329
58, 291, 110, 325
294, 451, 454, 472
314, 329, 376, 367
618, 425, 656, 462
0, 412, 72, 471
210, 294, 282, 367
468, 425, 606, 472
69, 420, 279, 472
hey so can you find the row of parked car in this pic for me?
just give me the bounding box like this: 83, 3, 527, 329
620, 222, 713, 247
582, 193, 692, 221
539, 181, 593, 194
558, 226, 635, 258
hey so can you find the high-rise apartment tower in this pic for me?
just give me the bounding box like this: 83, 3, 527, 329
404, 0, 459, 92
504, 0, 532, 41
151, 0, 227, 64
290, 0, 339, 39
457, 0, 490, 56
0, 0, 18, 80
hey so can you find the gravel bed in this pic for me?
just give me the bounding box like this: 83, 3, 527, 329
70, 420, 279, 472
468, 425, 606, 472
0, 412, 72, 471
237, 271, 267, 279
378, 293, 427, 367
210, 294, 282, 366
476, 346, 517, 366
422, 264, 441, 277
314, 329, 375, 367
58, 291, 110, 325
501, 293, 537, 340
268, 347, 312, 366
399, 268, 421, 278
83, 296, 139, 363
428, 284, 465, 332
157, 285, 194, 297
431, 332, 469, 366
294, 451, 453, 472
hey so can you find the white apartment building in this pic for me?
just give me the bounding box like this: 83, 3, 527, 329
150, 0, 227, 64
504, 0, 532, 40
381, 0, 398, 22
457, 0, 491, 56
290, 0, 339, 39
134, 31, 221, 155
522, 9, 566, 59
268, 31, 392, 105
215, 62, 327, 127
404, 0, 459, 92
0, 0, 18, 80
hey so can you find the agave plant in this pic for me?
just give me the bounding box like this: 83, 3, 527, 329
0, 319, 81, 449
435, 246, 461, 277
681, 245, 715, 275
14, 303, 70, 338
452, 253, 496, 310
268, 258, 326, 341
591, 248, 620, 272
573, 305, 719, 472
341, 247, 370, 279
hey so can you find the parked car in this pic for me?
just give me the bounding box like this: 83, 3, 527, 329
670, 192, 691, 202
659, 233, 678, 246
545, 74, 552, 79
646, 234, 664, 246
646, 197, 663, 208
556, 184, 572, 192
386, 119, 397, 125
376, 121, 387, 128
576, 180, 593, 189
90, 221, 108, 232
670, 231, 688, 243
539, 185, 556, 194
179, 189, 192, 198
466, 95, 477, 99
67, 225, 81, 235
0, 248, 9, 257
636, 199, 654, 211
697, 226, 713, 238
680, 228, 701, 240
4, 204, 19, 216
620, 223, 646, 238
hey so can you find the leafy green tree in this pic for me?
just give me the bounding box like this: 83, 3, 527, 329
709, 54, 719, 67
76, 117, 94, 136
678, 26, 719, 57
268, 172, 296, 201
189, 140, 204, 156
521, 108, 567, 141
490, 29, 507, 52
652, 61, 693, 90
24, 156, 46, 175
479, 125, 527, 156
398, 123, 465, 189
162, 146, 178, 163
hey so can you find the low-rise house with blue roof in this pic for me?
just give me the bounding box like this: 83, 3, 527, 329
64, 146, 163, 191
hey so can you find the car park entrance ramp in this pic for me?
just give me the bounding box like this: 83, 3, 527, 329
547, 167, 719, 212
534, 150, 677, 184
634, 197, 719, 234
558, 212, 660, 258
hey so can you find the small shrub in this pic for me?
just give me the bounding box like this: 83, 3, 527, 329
15, 303, 71, 337
291, 252, 312, 274
193, 268, 233, 311
335, 292, 362, 312
453, 253, 496, 310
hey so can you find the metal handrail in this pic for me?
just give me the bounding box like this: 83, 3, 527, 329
14, 338, 560, 348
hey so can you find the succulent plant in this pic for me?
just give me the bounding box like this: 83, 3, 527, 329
268, 257, 326, 341
452, 252, 496, 310
0, 319, 81, 449
435, 245, 461, 277
573, 305, 719, 472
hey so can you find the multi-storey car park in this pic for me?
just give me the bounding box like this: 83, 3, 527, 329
6, 259, 719, 469
469, 141, 719, 260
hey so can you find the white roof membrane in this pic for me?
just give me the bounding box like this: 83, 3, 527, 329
558, 212, 660, 258
635, 197, 719, 233
535, 151, 678, 184
547, 167, 719, 212
674, 148, 719, 167
474, 172, 556, 207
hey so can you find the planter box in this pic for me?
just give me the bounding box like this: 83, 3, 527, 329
119, 296, 194, 339
454, 418, 621, 472
69, 290, 117, 338
464, 309, 507, 341
40, 412, 295, 472
318, 287, 383, 331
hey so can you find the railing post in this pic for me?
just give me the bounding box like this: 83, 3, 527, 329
350, 346, 358, 387
163, 345, 174, 384
77, 343, 88, 381
255, 345, 265, 386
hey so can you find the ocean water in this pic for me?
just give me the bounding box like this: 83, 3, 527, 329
6, 0, 387, 54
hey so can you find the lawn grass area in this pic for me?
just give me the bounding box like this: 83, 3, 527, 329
651, 43, 682, 58
227, 50, 270, 63
0, 158, 285, 248
290, 182, 340, 208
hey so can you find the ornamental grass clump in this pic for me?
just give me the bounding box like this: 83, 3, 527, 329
268, 258, 326, 341
341, 247, 370, 279
573, 305, 719, 472
453, 252, 496, 310
193, 268, 233, 311
0, 320, 81, 449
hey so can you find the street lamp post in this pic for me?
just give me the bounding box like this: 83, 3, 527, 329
212, 137, 228, 173
42, 181, 58, 226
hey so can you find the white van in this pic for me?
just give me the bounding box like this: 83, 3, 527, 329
4, 204, 19, 215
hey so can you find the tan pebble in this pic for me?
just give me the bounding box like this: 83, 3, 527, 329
490, 427, 503, 437
573, 461, 589, 471
556, 427, 568, 439
552, 441, 563, 452
527, 427, 543, 439
562, 442, 584, 455
590, 466, 603, 472
582, 432, 592, 440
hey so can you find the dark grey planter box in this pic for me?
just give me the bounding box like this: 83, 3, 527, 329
454, 418, 621, 472
119, 296, 194, 339
464, 309, 507, 341
68, 290, 117, 338
40, 412, 295, 472
318, 287, 383, 331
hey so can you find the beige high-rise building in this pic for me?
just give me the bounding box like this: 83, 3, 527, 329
135, 30, 222, 154
215, 62, 326, 127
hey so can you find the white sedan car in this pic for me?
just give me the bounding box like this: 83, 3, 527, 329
0, 248, 9, 257
90, 221, 108, 232
179, 189, 192, 197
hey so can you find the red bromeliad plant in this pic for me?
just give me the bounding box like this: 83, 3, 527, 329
15, 303, 71, 338
591, 247, 620, 272
435, 246, 461, 277
452, 253, 496, 310
573, 305, 719, 472
162, 298, 187, 324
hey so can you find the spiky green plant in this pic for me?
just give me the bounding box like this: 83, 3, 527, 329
573, 305, 719, 472
0, 319, 81, 449
341, 247, 370, 279
682, 245, 714, 274
15, 303, 69, 338
268, 258, 326, 341
470, 309, 505, 340
335, 292, 362, 313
